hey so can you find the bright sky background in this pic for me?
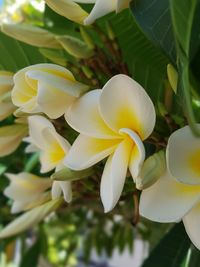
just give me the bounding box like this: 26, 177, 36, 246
0, 0, 3, 6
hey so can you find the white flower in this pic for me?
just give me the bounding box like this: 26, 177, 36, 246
0, 71, 16, 121
65, 74, 156, 212
84, 0, 131, 25
45, 0, 131, 25
0, 123, 28, 157
25, 115, 72, 202
12, 63, 88, 119
140, 125, 200, 250
4, 172, 52, 213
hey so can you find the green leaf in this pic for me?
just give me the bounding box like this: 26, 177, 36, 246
0, 198, 63, 238
170, 0, 200, 60
0, 32, 45, 72
110, 10, 169, 103
142, 223, 191, 267
51, 167, 93, 181
170, 0, 200, 135
19, 238, 41, 267
130, 0, 176, 63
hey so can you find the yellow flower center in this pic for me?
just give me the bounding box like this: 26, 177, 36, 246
48, 142, 66, 164
188, 149, 200, 176
115, 107, 143, 139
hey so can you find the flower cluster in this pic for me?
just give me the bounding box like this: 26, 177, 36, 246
1, 0, 200, 254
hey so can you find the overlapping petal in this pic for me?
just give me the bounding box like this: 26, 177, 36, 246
120, 128, 145, 179
65, 89, 119, 138
183, 202, 200, 250
52, 181, 72, 203
84, 0, 116, 25
0, 124, 28, 157
27, 115, 70, 173
12, 64, 88, 118
4, 173, 52, 213
27, 115, 54, 149
140, 170, 200, 222
167, 125, 200, 185
99, 75, 156, 140
100, 138, 132, 212
64, 134, 121, 170
45, 0, 89, 25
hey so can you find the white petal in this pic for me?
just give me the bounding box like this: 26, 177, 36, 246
100, 138, 132, 212
11, 201, 26, 214
59, 181, 72, 203
140, 171, 200, 222
183, 202, 200, 250
28, 115, 54, 149
99, 75, 156, 140
0, 103, 16, 121
64, 134, 121, 170
45, 0, 89, 24
52, 181, 62, 199
27, 68, 87, 97
84, 0, 116, 25
167, 125, 200, 185
37, 82, 75, 119
0, 125, 27, 157
65, 89, 119, 138
120, 128, 145, 179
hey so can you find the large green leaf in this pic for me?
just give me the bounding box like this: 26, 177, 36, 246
170, 0, 200, 135
110, 10, 169, 103
0, 32, 45, 72
130, 0, 176, 63
170, 0, 200, 60
142, 223, 191, 267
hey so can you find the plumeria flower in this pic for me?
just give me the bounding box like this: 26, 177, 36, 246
64, 74, 156, 212
0, 122, 28, 157
0, 71, 16, 121
12, 63, 89, 119
4, 172, 52, 214
45, 0, 131, 25
25, 115, 72, 203
140, 125, 200, 249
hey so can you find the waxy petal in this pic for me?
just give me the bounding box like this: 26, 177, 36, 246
120, 128, 145, 179
84, 0, 116, 25
183, 202, 200, 250
40, 127, 70, 173
0, 124, 27, 157
45, 0, 89, 24
37, 82, 75, 119
4, 173, 52, 213
167, 125, 200, 185
0, 71, 13, 94
140, 171, 200, 222
100, 138, 132, 212
28, 115, 54, 149
64, 134, 121, 170
99, 75, 156, 140
12, 68, 38, 109
65, 89, 119, 139
52, 181, 72, 202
